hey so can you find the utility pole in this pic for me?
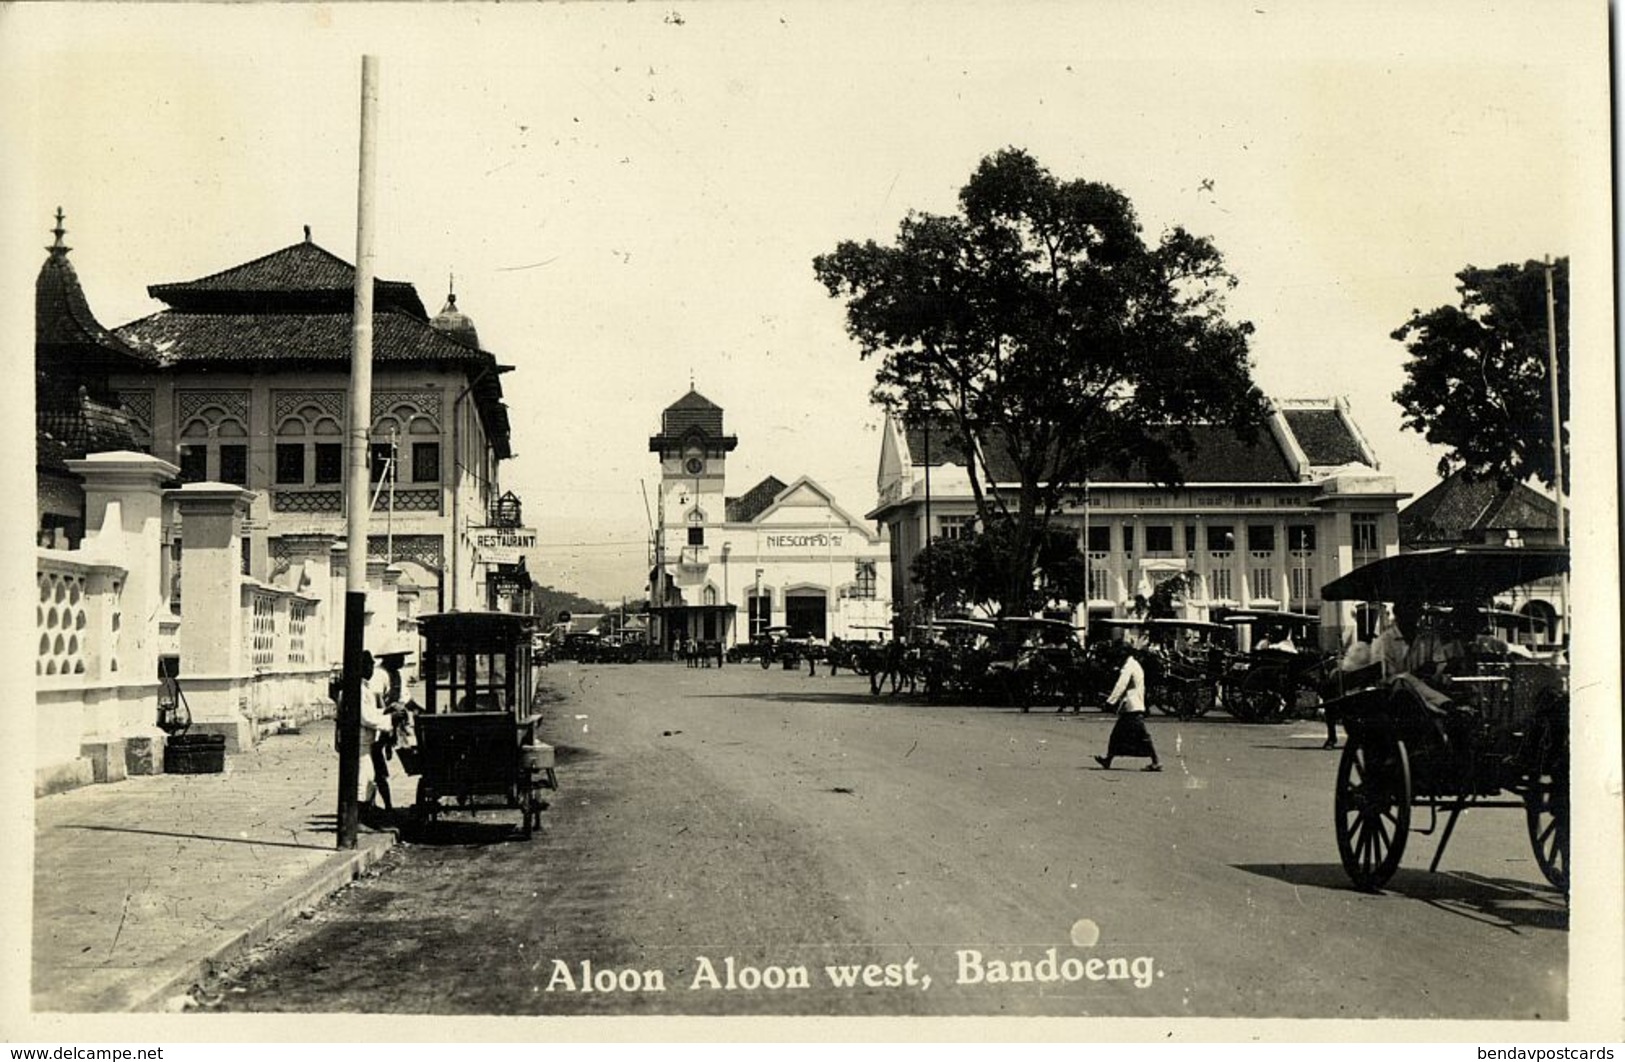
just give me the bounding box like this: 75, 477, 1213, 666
337, 55, 379, 851
922, 405, 932, 639
1544, 255, 1569, 640
656, 484, 667, 654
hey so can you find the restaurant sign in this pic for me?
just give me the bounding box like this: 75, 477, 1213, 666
473, 526, 537, 565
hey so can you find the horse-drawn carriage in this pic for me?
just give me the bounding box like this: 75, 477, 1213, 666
1217, 609, 1330, 723
1143, 618, 1234, 718
982, 616, 1092, 711
1318, 546, 1569, 892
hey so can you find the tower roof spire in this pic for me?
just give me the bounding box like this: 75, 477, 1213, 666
49, 207, 70, 255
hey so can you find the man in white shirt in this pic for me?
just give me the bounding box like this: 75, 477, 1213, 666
1093, 636, 1163, 772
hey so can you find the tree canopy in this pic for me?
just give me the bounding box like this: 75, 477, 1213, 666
910, 519, 1088, 617
1391, 257, 1569, 490
814, 148, 1266, 611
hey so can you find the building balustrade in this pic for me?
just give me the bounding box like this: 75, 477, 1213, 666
37, 552, 126, 682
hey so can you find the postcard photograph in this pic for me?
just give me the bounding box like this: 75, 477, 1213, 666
2, 0, 1619, 1045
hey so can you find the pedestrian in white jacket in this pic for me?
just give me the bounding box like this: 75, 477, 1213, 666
1094, 638, 1162, 772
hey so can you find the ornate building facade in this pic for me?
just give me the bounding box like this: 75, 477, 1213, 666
648, 389, 892, 652
100, 231, 519, 657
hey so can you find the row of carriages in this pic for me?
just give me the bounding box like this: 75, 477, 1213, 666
813, 610, 1334, 721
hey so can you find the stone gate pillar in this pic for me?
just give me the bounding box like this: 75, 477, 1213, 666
65, 451, 179, 777
168, 482, 255, 751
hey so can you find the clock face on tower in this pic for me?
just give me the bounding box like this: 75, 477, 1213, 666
684, 456, 704, 476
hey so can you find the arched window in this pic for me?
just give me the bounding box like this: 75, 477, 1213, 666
275, 400, 344, 486
177, 401, 249, 485
687, 507, 706, 547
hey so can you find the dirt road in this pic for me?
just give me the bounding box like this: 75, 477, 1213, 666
204, 661, 1566, 1019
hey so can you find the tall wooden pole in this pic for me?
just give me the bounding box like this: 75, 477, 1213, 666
1543, 255, 1568, 640
337, 56, 380, 850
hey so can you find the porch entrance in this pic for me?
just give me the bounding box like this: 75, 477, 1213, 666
785, 591, 827, 640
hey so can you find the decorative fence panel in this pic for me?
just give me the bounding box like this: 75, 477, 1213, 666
37, 554, 125, 681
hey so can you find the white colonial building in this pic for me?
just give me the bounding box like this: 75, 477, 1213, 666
869, 398, 1410, 650
648, 390, 891, 651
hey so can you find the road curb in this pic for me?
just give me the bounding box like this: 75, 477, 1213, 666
116, 830, 399, 1013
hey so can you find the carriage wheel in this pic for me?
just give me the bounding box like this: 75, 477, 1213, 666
1335, 732, 1412, 891
1239, 668, 1287, 723
1190, 684, 1216, 718
1152, 682, 1179, 716
1525, 730, 1569, 892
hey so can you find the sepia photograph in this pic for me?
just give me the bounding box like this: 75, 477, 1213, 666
3, 0, 1619, 1045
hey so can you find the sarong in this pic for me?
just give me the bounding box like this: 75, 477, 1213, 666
1107, 710, 1157, 760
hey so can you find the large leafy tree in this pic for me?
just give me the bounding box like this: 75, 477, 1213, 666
911, 519, 1088, 617
815, 148, 1266, 612
1391, 257, 1569, 490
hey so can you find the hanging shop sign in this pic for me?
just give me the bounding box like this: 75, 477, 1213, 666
473, 526, 537, 565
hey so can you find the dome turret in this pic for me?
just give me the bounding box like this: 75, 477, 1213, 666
429, 279, 480, 349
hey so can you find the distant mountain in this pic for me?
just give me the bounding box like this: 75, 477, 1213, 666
531, 585, 615, 623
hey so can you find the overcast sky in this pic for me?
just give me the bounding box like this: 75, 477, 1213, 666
4, 1, 1611, 601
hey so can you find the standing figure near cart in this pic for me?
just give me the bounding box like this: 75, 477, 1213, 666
1094, 635, 1163, 772
353, 651, 397, 819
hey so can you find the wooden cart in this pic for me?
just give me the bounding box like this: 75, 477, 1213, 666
411, 611, 556, 839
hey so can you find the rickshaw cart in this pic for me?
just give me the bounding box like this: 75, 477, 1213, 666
413, 611, 556, 839
1216, 609, 1329, 723
1319, 547, 1569, 892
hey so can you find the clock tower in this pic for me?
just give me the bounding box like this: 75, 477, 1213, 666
649, 388, 737, 602
650, 386, 737, 513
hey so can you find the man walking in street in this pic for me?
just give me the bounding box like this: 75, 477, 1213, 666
1094, 635, 1163, 772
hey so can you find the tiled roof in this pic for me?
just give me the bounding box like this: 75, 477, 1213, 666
660, 389, 725, 438
1281, 409, 1366, 466
148, 240, 427, 318
904, 419, 1295, 484
36, 248, 153, 368
726, 476, 787, 523
1400, 472, 1560, 545
115, 310, 497, 368
36, 394, 142, 474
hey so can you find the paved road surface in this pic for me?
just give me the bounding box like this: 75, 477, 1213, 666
203, 661, 1566, 1019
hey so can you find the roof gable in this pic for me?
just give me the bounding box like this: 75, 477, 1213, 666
148, 240, 427, 318
1281, 408, 1367, 466
752, 475, 874, 534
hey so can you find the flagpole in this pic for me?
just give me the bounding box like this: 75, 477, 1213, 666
337, 55, 379, 850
